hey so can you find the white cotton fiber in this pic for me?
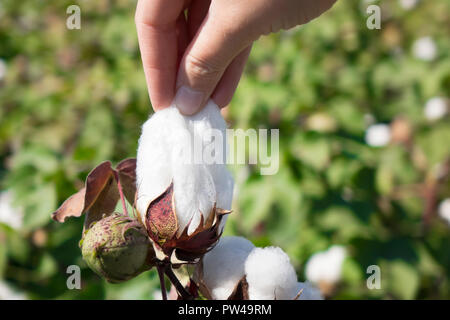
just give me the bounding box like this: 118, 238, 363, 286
201, 236, 255, 300
295, 282, 323, 300
136, 100, 234, 237
245, 246, 298, 300
305, 245, 346, 285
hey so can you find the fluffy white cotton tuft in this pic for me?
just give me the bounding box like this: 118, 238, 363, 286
438, 198, 450, 225
0, 191, 23, 230
0, 281, 26, 300
398, 0, 418, 10
245, 246, 298, 300
295, 281, 323, 300
0, 59, 6, 81
365, 124, 391, 147
201, 236, 255, 300
136, 100, 233, 236
305, 245, 347, 285
412, 36, 437, 61
424, 97, 448, 121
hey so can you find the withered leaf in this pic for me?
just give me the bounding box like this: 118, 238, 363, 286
116, 158, 137, 205
227, 276, 249, 300
52, 161, 120, 229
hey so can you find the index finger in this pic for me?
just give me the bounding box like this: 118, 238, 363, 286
135, 0, 185, 110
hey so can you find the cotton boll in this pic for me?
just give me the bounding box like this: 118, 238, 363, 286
438, 198, 450, 225
245, 247, 298, 300
295, 282, 323, 300
365, 124, 391, 147
305, 245, 347, 285
424, 97, 448, 121
136, 100, 234, 238
412, 37, 437, 61
200, 236, 254, 300
0, 281, 26, 300
0, 191, 23, 230
399, 0, 418, 10
0, 59, 6, 80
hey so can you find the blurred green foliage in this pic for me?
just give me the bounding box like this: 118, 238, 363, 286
0, 0, 449, 299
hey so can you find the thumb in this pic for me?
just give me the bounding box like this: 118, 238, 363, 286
175, 13, 251, 115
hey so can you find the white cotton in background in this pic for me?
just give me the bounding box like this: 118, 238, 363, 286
398, 0, 418, 10
0, 59, 6, 81
295, 282, 323, 300
412, 36, 437, 61
305, 246, 347, 285
201, 236, 255, 300
136, 101, 234, 236
365, 124, 391, 147
0, 191, 23, 230
424, 97, 448, 121
438, 198, 450, 225
245, 246, 299, 300
0, 281, 27, 300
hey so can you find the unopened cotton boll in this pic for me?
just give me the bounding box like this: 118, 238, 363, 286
245, 246, 299, 300
0, 191, 23, 230
424, 97, 448, 121
200, 236, 255, 300
438, 198, 450, 225
412, 37, 437, 61
365, 124, 391, 147
295, 282, 323, 300
305, 245, 347, 285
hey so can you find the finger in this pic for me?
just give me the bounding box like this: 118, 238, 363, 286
135, 0, 185, 111
177, 12, 189, 65
174, 10, 252, 115
187, 0, 211, 39
211, 45, 252, 108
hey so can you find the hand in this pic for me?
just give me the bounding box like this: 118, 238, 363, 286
135, 0, 337, 115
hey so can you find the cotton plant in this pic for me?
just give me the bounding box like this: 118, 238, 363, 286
365, 124, 391, 147
424, 97, 448, 121
0, 191, 24, 230
305, 246, 347, 296
0, 281, 27, 300
51, 100, 325, 300
438, 198, 450, 225
412, 36, 437, 61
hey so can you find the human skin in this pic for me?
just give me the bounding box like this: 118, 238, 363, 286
135, 0, 337, 115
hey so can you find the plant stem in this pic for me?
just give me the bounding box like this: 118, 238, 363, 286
156, 264, 168, 300
114, 171, 129, 217
165, 266, 193, 300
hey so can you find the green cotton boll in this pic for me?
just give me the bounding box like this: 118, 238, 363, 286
80, 213, 155, 284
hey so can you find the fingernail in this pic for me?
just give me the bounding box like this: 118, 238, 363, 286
174, 86, 204, 115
